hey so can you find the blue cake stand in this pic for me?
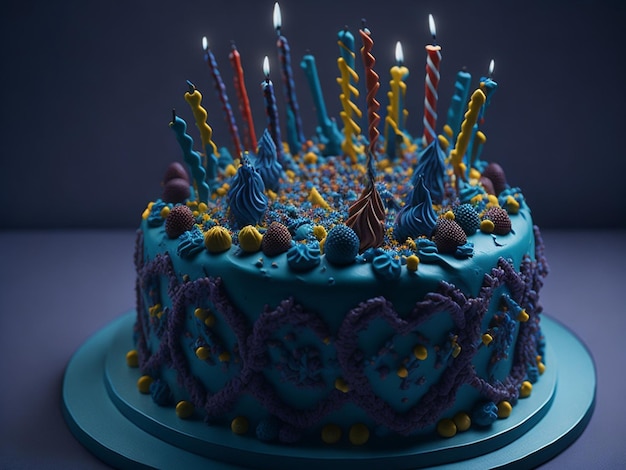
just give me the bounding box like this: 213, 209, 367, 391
62, 312, 595, 469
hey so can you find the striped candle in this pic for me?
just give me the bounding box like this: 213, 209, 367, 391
229, 42, 257, 152
422, 14, 442, 146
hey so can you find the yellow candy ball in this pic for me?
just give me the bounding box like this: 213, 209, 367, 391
238, 225, 263, 253
303, 151, 317, 164
218, 352, 231, 362
195, 346, 211, 360
313, 225, 327, 241
137, 375, 153, 394
453, 412, 471, 432
126, 349, 139, 368
482, 333, 493, 346
538, 361, 546, 375
520, 381, 533, 398
517, 309, 529, 322
160, 206, 171, 218
224, 164, 237, 177
480, 219, 495, 233
443, 210, 455, 220
204, 314, 216, 327
497, 400, 512, 418
175, 400, 194, 419
321, 424, 342, 444
204, 226, 232, 253
397, 367, 408, 378
413, 344, 428, 361
406, 254, 420, 272
194, 307, 208, 321
334, 378, 349, 393
231, 416, 249, 435
349, 423, 370, 445
437, 418, 457, 438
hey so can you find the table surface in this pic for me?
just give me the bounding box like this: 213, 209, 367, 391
1, 229, 624, 469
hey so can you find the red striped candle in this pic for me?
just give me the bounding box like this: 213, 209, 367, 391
229, 42, 257, 152
422, 14, 442, 146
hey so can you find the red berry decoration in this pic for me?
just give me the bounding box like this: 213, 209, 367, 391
433, 218, 467, 254
481, 163, 507, 195
479, 176, 495, 195
482, 206, 512, 235
165, 205, 195, 239
163, 162, 189, 184
261, 222, 293, 257
162, 177, 191, 203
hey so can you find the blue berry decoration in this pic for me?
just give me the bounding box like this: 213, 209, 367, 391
324, 225, 360, 265
453, 203, 481, 235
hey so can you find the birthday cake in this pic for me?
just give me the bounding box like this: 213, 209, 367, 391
130, 6, 549, 455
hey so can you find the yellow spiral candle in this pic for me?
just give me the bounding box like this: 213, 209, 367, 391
450, 89, 486, 179
337, 56, 362, 163
184, 82, 219, 157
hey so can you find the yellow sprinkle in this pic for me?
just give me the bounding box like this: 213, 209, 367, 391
335, 378, 350, 393
313, 225, 327, 241
349, 423, 370, 445
482, 333, 493, 346
160, 206, 171, 218
406, 254, 420, 272
413, 344, 428, 360
218, 352, 230, 362
453, 412, 471, 432
517, 309, 529, 322
469, 168, 481, 180
520, 381, 533, 398
443, 210, 455, 220
505, 195, 520, 214
538, 362, 546, 375
303, 151, 318, 164
480, 219, 495, 233
142, 208, 150, 220
195, 346, 211, 360
487, 194, 499, 206
285, 169, 296, 181
321, 424, 342, 444
137, 375, 153, 394
442, 124, 453, 138
397, 367, 408, 378
194, 308, 208, 321
266, 189, 278, 200
126, 350, 139, 368
204, 314, 216, 327
175, 400, 194, 419
497, 400, 512, 418
405, 237, 417, 251
197, 202, 208, 213
437, 418, 457, 438
224, 164, 237, 177
452, 344, 461, 358
216, 187, 227, 197
470, 194, 484, 205
308, 187, 331, 209
231, 416, 249, 435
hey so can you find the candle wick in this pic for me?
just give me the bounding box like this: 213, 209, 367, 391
171, 108, 177, 122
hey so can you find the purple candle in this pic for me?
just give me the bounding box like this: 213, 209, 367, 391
262, 56, 284, 164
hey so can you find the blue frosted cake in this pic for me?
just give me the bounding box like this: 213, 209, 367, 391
129, 14, 549, 452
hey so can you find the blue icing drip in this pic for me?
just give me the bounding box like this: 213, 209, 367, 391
147, 200, 168, 227
412, 139, 446, 204
454, 242, 474, 259
177, 226, 205, 258
286, 242, 321, 272
253, 129, 284, 192
371, 250, 402, 281
228, 159, 268, 228
394, 175, 438, 242
472, 401, 498, 427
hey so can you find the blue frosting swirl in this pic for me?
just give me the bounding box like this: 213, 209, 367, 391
413, 139, 446, 204
253, 129, 284, 192
228, 160, 268, 228
459, 179, 487, 205
177, 226, 205, 258
371, 250, 402, 280
416, 238, 439, 262
454, 242, 474, 259
147, 200, 168, 227
286, 242, 321, 272
394, 175, 438, 242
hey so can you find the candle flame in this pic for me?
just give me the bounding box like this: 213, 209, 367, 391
263, 55, 270, 78
488, 59, 495, 76
273, 2, 282, 31
395, 41, 404, 65
202, 36, 208, 51
428, 14, 436, 40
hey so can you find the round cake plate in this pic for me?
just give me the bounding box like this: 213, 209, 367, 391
62, 311, 595, 470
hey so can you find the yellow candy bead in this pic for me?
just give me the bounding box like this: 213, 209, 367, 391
195, 346, 211, 360
453, 412, 471, 432
487, 194, 499, 206
266, 189, 277, 200
218, 352, 231, 362
204, 313, 216, 327
321, 424, 342, 444
469, 168, 481, 180
137, 375, 153, 394
538, 361, 546, 375
204, 226, 232, 253
413, 344, 428, 360
406, 254, 420, 272
231, 416, 249, 435
176, 400, 194, 419
238, 225, 263, 253
497, 400, 512, 418
142, 208, 150, 220
194, 307, 208, 321
224, 164, 237, 177
443, 210, 455, 220
480, 219, 495, 233
313, 225, 327, 241
437, 418, 457, 438
482, 333, 493, 346
303, 151, 317, 164
520, 381, 533, 398
452, 344, 461, 358
517, 309, 529, 322
335, 378, 349, 393
160, 206, 171, 218
349, 423, 370, 445
197, 202, 208, 213
397, 367, 408, 378
505, 195, 520, 214
126, 350, 139, 368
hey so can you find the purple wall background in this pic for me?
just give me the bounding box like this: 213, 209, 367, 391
1, 0, 624, 229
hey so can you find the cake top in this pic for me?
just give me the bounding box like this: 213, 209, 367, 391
143, 3, 526, 275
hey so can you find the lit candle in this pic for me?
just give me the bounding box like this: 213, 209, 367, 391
478, 59, 498, 124
450, 88, 486, 179
169, 109, 211, 203
444, 69, 472, 148
422, 14, 442, 146
300, 52, 342, 155
337, 26, 361, 163
385, 41, 409, 158
261, 56, 284, 164
184, 81, 218, 159
229, 42, 257, 152
273, 2, 305, 153
359, 21, 381, 181
202, 37, 243, 158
